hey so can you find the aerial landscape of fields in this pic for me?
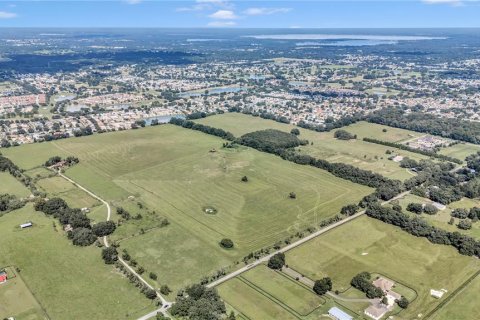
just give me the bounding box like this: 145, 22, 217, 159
2, 2, 480, 319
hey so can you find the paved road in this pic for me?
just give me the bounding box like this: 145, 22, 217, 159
207, 190, 411, 289
57, 171, 171, 317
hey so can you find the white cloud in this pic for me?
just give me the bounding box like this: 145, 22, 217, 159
422, 0, 463, 5
207, 20, 236, 27
243, 7, 291, 16
177, 0, 231, 12
0, 11, 17, 19
209, 10, 237, 20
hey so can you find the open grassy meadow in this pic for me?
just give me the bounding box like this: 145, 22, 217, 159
195, 113, 429, 181
2, 124, 371, 292
0, 267, 46, 320
431, 272, 480, 320
0, 172, 31, 198
285, 216, 480, 319
439, 142, 480, 162
0, 205, 155, 320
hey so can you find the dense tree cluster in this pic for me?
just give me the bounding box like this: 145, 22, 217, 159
116, 207, 131, 220
341, 204, 360, 216
366, 107, 480, 144
334, 130, 356, 140
239, 129, 304, 153
350, 272, 383, 299
169, 117, 235, 141
34, 197, 101, 246
0, 194, 25, 214
44, 155, 80, 167
313, 277, 332, 295
363, 137, 462, 164
102, 247, 118, 264
170, 284, 226, 320
397, 296, 409, 309
366, 204, 480, 257
267, 253, 286, 270
92, 221, 117, 237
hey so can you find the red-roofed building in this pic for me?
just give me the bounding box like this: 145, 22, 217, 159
0, 272, 7, 284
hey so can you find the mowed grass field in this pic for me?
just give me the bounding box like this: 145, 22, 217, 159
195, 113, 429, 181
0, 172, 31, 198
36, 176, 101, 209
285, 216, 480, 319
431, 272, 480, 320
439, 142, 480, 162
0, 267, 46, 320
0, 205, 155, 320
2, 125, 371, 292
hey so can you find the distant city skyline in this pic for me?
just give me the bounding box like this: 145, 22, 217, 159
0, 0, 480, 28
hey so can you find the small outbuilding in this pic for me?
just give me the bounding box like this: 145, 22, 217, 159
328, 307, 353, 320
20, 222, 33, 229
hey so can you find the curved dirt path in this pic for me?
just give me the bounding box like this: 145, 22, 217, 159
57, 171, 171, 317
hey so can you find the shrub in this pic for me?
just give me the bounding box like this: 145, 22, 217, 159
219, 238, 234, 249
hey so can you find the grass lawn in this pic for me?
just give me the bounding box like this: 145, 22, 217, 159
286, 216, 480, 319
241, 265, 324, 316
439, 142, 480, 162
2, 125, 372, 292
431, 272, 480, 320
0, 267, 46, 320
36, 176, 101, 209
0, 172, 31, 198
196, 113, 428, 181
0, 205, 155, 320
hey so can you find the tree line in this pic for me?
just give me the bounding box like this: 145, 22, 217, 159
366, 204, 480, 257
169, 117, 235, 141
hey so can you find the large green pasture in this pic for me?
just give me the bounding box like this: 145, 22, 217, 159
195, 113, 429, 181
0, 205, 155, 320
431, 272, 480, 320
439, 142, 480, 162
0, 267, 45, 320
286, 215, 480, 319
2, 125, 371, 292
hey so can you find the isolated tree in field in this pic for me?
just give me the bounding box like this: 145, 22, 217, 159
290, 128, 300, 136
396, 296, 409, 309
458, 219, 473, 230
406, 203, 423, 214
149, 272, 157, 280
220, 238, 234, 249
241, 176, 248, 182
102, 247, 118, 264
160, 285, 172, 295
268, 252, 285, 270
228, 311, 236, 320
92, 221, 117, 237
144, 288, 157, 300
313, 277, 332, 295
334, 129, 356, 140
289, 192, 296, 199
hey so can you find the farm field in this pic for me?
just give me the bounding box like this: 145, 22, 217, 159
195, 113, 429, 181
36, 176, 101, 209
0, 267, 46, 320
285, 215, 480, 319
431, 272, 480, 320
0, 172, 31, 198
2, 124, 372, 292
394, 193, 480, 240
439, 142, 480, 162
0, 205, 155, 320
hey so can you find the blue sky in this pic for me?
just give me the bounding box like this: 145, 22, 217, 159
0, 0, 479, 28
